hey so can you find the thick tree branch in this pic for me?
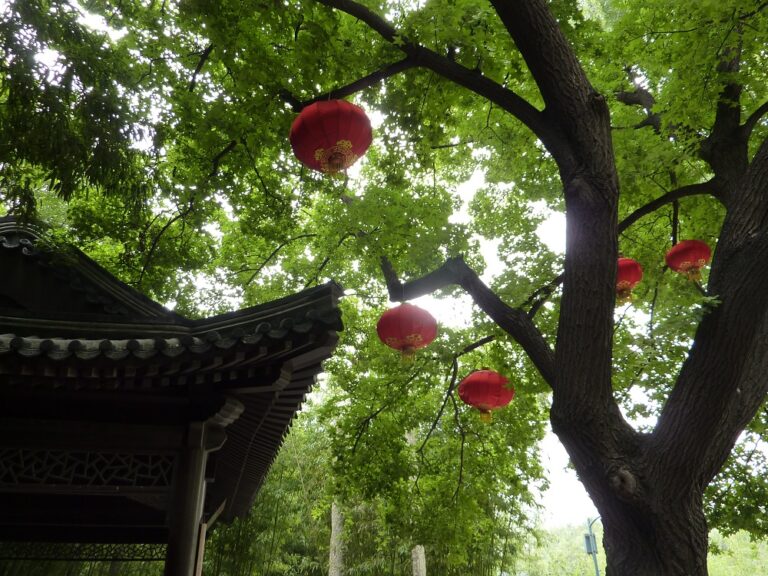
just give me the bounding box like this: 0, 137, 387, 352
653, 138, 768, 485
188, 43, 214, 93
282, 58, 416, 111
489, 0, 614, 175
616, 88, 655, 110
633, 114, 662, 132
616, 86, 660, 132
523, 273, 564, 319
699, 44, 748, 185
486, 6, 621, 461
490, 0, 589, 117
742, 100, 768, 140
381, 256, 555, 387
618, 180, 719, 234
208, 140, 237, 179
313, 0, 559, 150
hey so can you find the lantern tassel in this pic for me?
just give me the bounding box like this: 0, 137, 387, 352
400, 347, 416, 363
616, 289, 633, 306
479, 410, 493, 423
685, 268, 702, 282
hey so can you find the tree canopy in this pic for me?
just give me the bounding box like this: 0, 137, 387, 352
2, 1, 768, 574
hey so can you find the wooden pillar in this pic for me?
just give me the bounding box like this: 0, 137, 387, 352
165, 422, 208, 576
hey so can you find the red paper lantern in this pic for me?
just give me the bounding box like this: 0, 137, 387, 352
665, 240, 712, 280
289, 99, 372, 174
616, 257, 643, 302
376, 303, 437, 357
458, 370, 515, 422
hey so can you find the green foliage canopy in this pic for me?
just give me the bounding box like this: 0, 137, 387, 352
2, 0, 768, 571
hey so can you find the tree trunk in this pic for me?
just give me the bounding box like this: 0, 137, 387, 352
596, 500, 709, 576
411, 545, 426, 576
555, 422, 711, 576
329, 501, 344, 576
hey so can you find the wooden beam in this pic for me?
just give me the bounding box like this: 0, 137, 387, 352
0, 418, 185, 451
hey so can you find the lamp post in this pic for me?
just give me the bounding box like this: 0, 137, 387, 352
583, 516, 601, 576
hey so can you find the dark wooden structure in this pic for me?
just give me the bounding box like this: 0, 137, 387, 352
0, 217, 342, 575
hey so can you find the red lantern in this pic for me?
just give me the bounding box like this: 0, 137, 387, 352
376, 303, 437, 357
616, 257, 643, 302
665, 240, 712, 280
289, 100, 372, 174
458, 370, 515, 422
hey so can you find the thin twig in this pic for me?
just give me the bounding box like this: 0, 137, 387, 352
418, 357, 460, 456
303, 232, 356, 288
243, 234, 317, 286
352, 404, 389, 454
418, 335, 495, 456
137, 202, 194, 288
450, 391, 466, 502
240, 137, 284, 205
352, 372, 420, 454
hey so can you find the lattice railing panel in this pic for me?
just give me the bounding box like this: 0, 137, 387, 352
0, 541, 166, 561
0, 449, 174, 488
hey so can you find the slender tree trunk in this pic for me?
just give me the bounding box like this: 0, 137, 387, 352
329, 501, 344, 576
411, 545, 426, 576
263, 487, 282, 576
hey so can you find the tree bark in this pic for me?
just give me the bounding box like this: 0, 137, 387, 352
329, 501, 344, 576
602, 502, 708, 576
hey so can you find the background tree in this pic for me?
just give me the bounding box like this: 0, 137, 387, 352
319, 304, 547, 574
2, 1, 768, 575
201, 400, 535, 576
203, 414, 331, 576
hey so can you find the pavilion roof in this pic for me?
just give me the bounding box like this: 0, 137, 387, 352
0, 217, 343, 533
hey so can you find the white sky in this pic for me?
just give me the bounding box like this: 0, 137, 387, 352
540, 429, 599, 527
